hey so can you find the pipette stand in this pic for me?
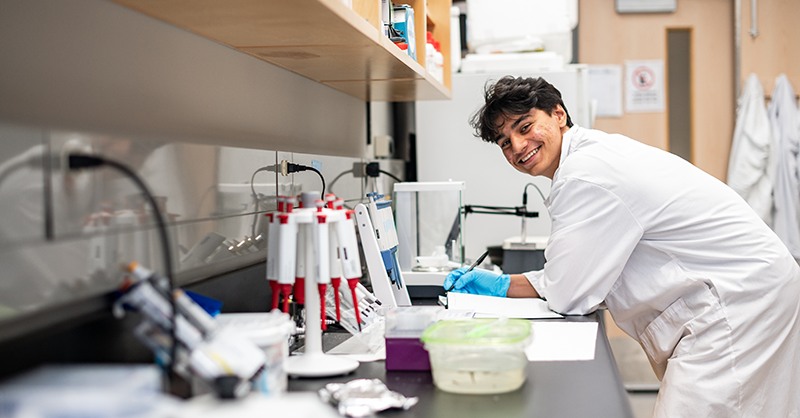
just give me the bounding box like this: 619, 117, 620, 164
354, 203, 412, 308
285, 205, 358, 377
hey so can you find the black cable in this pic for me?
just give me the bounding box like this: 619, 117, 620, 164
286, 163, 326, 197
379, 169, 402, 183
67, 155, 177, 378
307, 166, 326, 197
248, 161, 326, 221
363, 162, 403, 189
523, 182, 547, 205
322, 163, 400, 199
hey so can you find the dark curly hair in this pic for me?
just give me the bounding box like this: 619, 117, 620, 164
470, 76, 573, 143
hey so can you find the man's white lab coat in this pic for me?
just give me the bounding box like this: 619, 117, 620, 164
768, 74, 800, 258
524, 126, 800, 417
727, 73, 773, 225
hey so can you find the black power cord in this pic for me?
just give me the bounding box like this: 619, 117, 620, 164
67, 154, 178, 382
252, 162, 326, 197
288, 163, 326, 197
523, 182, 547, 206
365, 162, 402, 182
328, 162, 403, 199
249, 161, 327, 235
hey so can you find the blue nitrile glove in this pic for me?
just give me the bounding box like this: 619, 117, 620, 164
443, 268, 510, 297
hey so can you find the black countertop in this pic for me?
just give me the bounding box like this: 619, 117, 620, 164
288, 312, 634, 418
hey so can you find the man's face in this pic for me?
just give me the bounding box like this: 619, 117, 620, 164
494, 105, 568, 179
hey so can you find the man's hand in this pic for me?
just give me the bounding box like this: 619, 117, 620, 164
443, 268, 510, 297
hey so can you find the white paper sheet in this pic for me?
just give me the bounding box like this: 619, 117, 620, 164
588, 65, 623, 117
525, 321, 598, 361
178, 393, 339, 418
325, 320, 386, 362
445, 293, 563, 319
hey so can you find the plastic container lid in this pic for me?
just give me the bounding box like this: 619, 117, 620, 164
421, 319, 530, 346
385, 306, 444, 338
215, 311, 295, 347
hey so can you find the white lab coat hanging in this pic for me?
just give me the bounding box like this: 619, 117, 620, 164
727, 73, 774, 225
768, 74, 800, 258
524, 126, 800, 417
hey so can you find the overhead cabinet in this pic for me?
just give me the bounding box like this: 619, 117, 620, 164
109, 0, 452, 101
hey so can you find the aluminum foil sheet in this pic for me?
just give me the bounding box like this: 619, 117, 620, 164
318, 378, 418, 417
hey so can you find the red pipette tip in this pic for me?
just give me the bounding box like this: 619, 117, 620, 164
331, 278, 342, 322
280, 284, 292, 314
318, 283, 328, 331
270, 280, 280, 311
348, 278, 361, 331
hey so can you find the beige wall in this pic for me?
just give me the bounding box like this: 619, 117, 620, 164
741, 0, 800, 96
579, 0, 734, 181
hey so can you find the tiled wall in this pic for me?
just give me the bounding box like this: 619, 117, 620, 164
0, 122, 403, 341
0, 0, 411, 348
0, 0, 416, 353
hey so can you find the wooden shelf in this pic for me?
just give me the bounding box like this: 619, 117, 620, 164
426, 13, 438, 28
109, 0, 451, 101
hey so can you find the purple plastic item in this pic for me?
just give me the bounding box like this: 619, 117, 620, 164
385, 337, 431, 371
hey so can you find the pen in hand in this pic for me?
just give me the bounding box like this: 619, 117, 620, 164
447, 249, 490, 292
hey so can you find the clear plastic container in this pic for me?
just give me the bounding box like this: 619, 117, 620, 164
215, 311, 295, 395
420, 319, 531, 394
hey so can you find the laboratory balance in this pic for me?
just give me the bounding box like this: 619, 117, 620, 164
394, 181, 465, 298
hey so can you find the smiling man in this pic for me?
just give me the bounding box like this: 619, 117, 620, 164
443, 76, 800, 417
492, 88, 568, 179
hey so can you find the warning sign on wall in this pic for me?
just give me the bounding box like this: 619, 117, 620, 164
625, 60, 665, 113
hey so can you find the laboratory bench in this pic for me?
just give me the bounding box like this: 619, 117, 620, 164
289, 311, 635, 418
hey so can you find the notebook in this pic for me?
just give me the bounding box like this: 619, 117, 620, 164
442, 292, 563, 319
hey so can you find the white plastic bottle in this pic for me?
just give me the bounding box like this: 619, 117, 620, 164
434, 40, 444, 84
425, 32, 435, 75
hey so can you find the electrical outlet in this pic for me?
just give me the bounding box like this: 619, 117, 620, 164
60, 138, 92, 171
58, 137, 94, 197
352, 162, 367, 178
